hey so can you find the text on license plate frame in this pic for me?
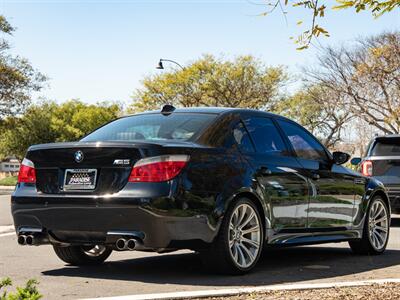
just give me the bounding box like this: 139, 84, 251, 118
63, 168, 97, 191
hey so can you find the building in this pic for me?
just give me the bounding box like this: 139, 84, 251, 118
0, 157, 20, 174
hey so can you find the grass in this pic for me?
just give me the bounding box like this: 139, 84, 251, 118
0, 176, 17, 186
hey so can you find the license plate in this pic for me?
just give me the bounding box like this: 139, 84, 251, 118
63, 169, 97, 190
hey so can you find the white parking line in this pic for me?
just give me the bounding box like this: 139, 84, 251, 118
0, 225, 14, 233
81, 278, 400, 300
0, 232, 15, 238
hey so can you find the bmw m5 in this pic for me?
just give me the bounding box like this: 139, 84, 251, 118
12, 106, 391, 274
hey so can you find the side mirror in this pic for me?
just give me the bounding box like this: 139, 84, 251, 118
350, 157, 362, 166
332, 151, 351, 165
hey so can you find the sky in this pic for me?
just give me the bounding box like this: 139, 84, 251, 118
1, 0, 399, 107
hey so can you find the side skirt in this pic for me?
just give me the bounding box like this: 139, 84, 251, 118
265, 228, 361, 246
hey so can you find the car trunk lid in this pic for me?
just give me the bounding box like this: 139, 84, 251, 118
26, 141, 177, 194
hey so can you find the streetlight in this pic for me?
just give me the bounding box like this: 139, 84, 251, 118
156, 59, 184, 70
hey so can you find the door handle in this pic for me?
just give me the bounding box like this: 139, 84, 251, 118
259, 167, 272, 176
311, 173, 320, 180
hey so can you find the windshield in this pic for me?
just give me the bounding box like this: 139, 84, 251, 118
81, 113, 217, 142
370, 138, 400, 156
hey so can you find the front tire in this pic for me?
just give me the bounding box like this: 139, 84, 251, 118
53, 245, 112, 265
201, 198, 264, 274
349, 197, 390, 255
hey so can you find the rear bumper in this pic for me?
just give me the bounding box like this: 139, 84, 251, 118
11, 183, 217, 250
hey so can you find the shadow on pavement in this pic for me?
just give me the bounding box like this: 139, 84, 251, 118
42, 245, 400, 287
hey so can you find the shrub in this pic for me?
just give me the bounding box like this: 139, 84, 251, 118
0, 278, 42, 300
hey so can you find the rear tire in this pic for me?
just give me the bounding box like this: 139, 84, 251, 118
200, 198, 264, 275
349, 197, 390, 255
53, 245, 112, 265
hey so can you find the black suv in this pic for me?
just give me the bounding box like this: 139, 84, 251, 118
352, 134, 400, 213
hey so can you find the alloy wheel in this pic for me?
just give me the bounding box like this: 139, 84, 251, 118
228, 203, 261, 268
368, 200, 389, 251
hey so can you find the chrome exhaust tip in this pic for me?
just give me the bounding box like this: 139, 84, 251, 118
25, 235, 34, 245
17, 235, 26, 245
116, 238, 127, 250
126, 239, 136, 250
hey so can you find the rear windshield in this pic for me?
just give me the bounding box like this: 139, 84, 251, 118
370, 138, 400, 156
81, 113, 216, 142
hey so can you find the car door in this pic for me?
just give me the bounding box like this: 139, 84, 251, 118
236, 116, 309, 230
276, 118, 355, 229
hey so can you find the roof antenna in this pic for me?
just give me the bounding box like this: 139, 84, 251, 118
161, 104, 176, 116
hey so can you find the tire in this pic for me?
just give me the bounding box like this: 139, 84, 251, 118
53, 245, 112, 266
200, 197, 264, 275
349, 197, 390, 255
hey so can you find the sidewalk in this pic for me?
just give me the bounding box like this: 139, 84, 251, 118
0, 186, 15, 194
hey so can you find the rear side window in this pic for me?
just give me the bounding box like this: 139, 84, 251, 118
243, 117, 287, 155
81, 113, 216, 142
371, 139, 400, 156
277, 119, 328, 161
232, 122, 255, 153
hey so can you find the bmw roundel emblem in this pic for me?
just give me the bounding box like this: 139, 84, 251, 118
74, 150, 84, 163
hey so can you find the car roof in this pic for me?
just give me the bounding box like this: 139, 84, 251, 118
133, 106, 284, 118
372, 134, 400, 141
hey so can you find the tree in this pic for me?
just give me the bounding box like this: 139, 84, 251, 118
276, 85, 353, 148
305, 31, 400, 134
0, 100, 121, 159
0, 15, 46, 118
261, 0, 399, 49
130, 55, 288, 112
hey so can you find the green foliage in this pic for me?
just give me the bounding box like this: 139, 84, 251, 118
0, 100, 121, 159
0, 15, 46, 118
131, 55, 288, 112
0, 16, 14, 34
0, 176, 17, 186
262, 0, 399, 49
0, 278, 42, 300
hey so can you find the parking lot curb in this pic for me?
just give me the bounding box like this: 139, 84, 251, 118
80, 278, 400, 300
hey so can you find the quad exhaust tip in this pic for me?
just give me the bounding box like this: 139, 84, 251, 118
25, 235, 34, 245
115, 238, 140, 251
18, 234, 36, 246
17, 235, 26, 245
116, 238, 127, 250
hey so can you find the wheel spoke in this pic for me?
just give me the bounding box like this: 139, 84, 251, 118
237, 206, 246, 227
373, 230, 383, 246
375, 225, 387, 233
372, 232, 379, 248
240, 210, 255, 229
239, 243, 255, 263
241, 236, 260, 249
373, 205, 383, 219
242, 225, 260, 235
236, 243, 246, 267
375, 216, 387, 224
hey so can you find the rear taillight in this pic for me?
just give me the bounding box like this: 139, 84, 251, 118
128, 155, 189, 182
17, 158, 36, 184
361, 160, 373, 177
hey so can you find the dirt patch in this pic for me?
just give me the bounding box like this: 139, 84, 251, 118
200, 283, 400, 300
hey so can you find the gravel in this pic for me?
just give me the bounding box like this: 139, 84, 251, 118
199, 283, 400, 300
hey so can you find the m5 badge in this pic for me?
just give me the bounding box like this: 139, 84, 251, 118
113, 159, 130, 165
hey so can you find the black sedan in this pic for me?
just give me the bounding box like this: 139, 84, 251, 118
12, 106, 390, 274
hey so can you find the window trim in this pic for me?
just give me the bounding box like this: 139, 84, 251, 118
275, 117, 333, 162
231, 120, 256, 153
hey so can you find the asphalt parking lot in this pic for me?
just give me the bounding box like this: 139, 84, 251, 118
1, 194, 400, 300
